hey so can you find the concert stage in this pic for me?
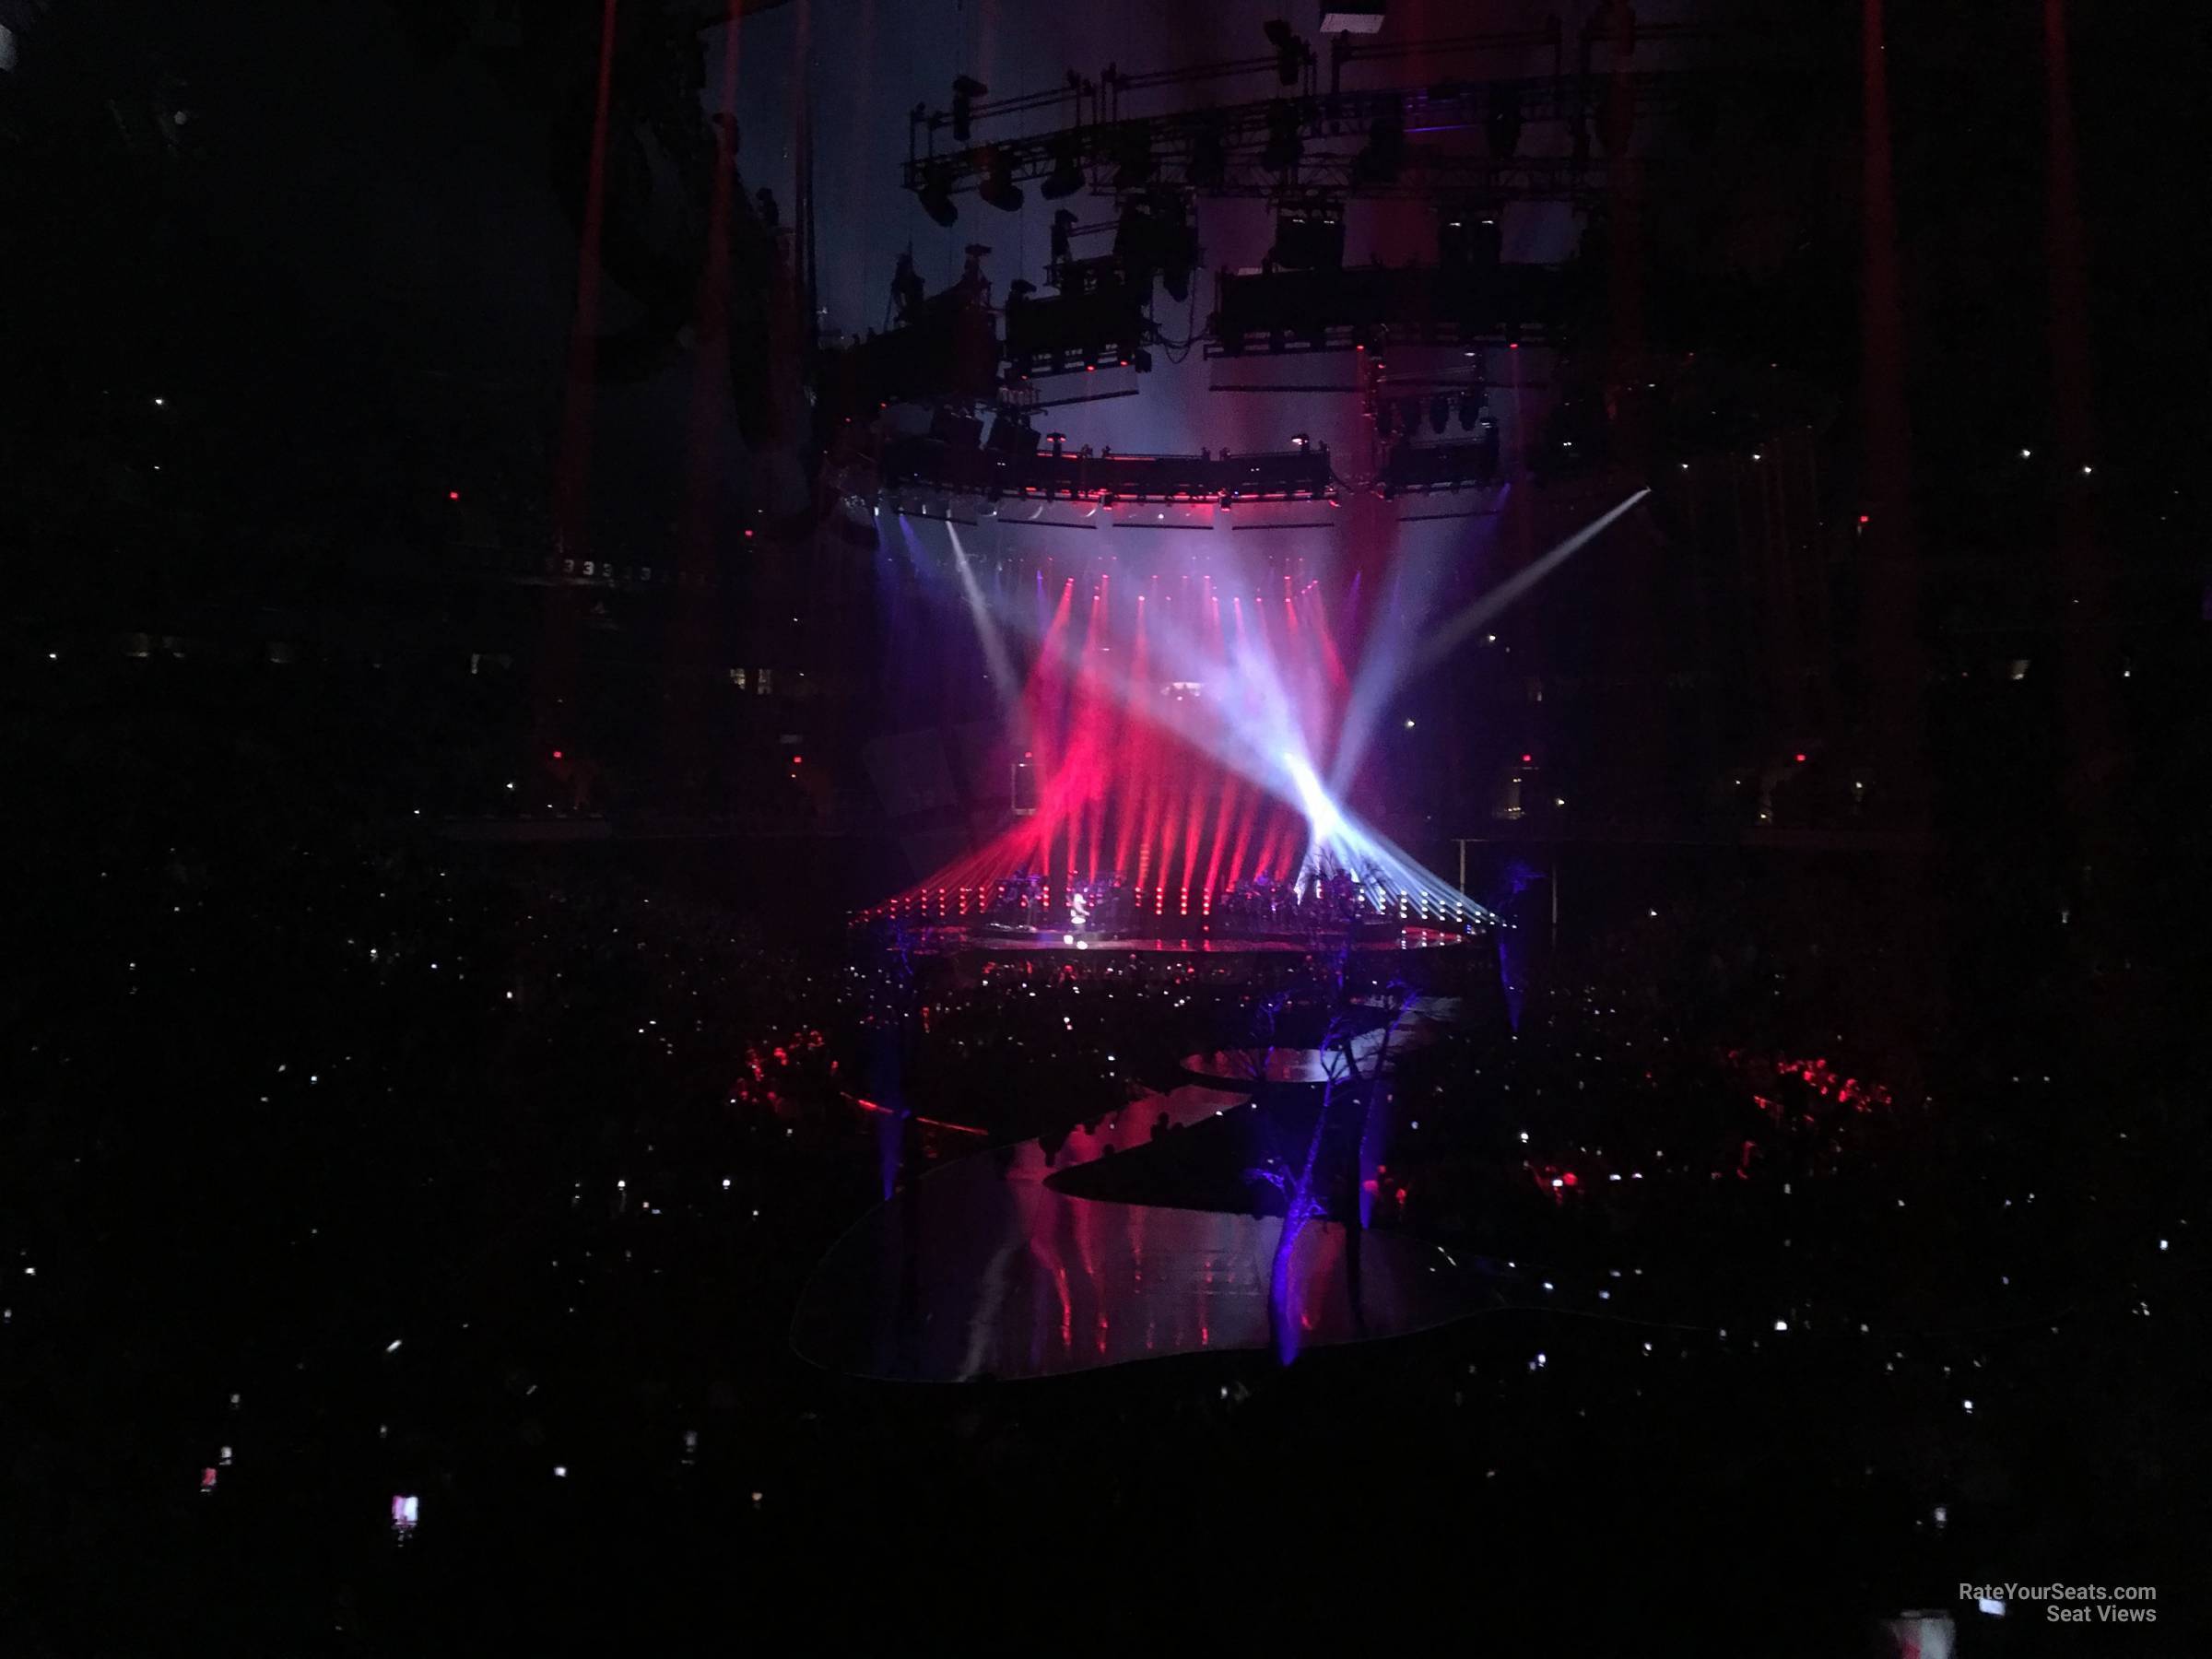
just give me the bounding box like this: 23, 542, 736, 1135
897, 921, 1478, 957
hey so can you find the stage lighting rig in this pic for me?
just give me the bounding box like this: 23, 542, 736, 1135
1457, 389, 1488, 430
1486, 85, 1523, 159
1439, 206, 1502, 268
984, 412, 1042, 454
1104, 193, 1198, 303
1151, 194, 1199, 302
1111, 124, 1155, 189
1005, 254, 1151, 379
979, 149, 1024, 213
1186, 117, 1229, 189
879, 441, 1334, 508
905, 55, 1712, 216
1210, 257, 1563, 356
928, 405, 985, 448
1262, 20, 1310, 87
917, 163, 959, 227
1352, 100, 1405, 186
1041, 133, 1087, 199
1114, 200, 1159, 286
1272, 199, 1344, 271
1261, 99, 1305, 173
951, 75, 988, 142
1380, 431, 1502, 497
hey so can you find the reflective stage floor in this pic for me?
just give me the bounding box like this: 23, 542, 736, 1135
791, 1080, 1492, 1381
1179, 994, 1462, 1083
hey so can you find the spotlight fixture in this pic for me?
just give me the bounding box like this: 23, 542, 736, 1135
1486, 86, 1523, 159
1272, 200, 1343, 270
1149, 195, 1198, 301
984, 412, 1041, 454
1289, 432, 1312, 448
917, 164, 958, 227
951, 75, 988, 143
1429, 394, 1450, 435
1111, 124, 1154, 189
1114, 199, 1158, 282
1352, 103, 1405, 186
1456, 390, 1487, 430
1438, 207, 1501, 268
1262, 19, 1307, 87
978, 150, 1024, 213
1186, 118, 1228, 189
1041, 134, 1086, 199
1261, 100, 1303, 173
1161, 248, 1194, 303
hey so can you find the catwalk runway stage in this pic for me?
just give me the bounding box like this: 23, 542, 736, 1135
791, 1075, 1491, 1382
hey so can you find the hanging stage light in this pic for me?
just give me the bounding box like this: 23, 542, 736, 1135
1272, 200, 1343, 270
1051, 208, 1077, 265
1441, 206, 1502, 268
979, 149, 1024, 213
1352, 103, 1404, 186
951, 75, 988, 142
1261, 100, 1304, 173
1150, 194, 1197, 302
1114, 199, 1157, 281
1186, 119, 1228, 189
983, 413, 1040, 454
1263, 19, 1306, 87
1041, 133, 1086, 199
917, 164, 959, 227
1159, 253, 1194, 303
1111, 124, 1155, 189
1429, 394, 1450, 435
1456, 389, 1487, 430
1486, 87, 1523, 159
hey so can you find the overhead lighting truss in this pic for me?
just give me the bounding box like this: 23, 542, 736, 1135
881, 439, 1336, 508
905, 68, 1745, 211
1209, 260, 1571, 356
